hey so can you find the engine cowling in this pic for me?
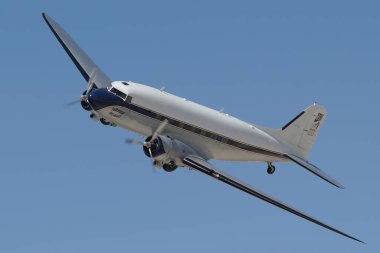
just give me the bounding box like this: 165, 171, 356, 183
143, 135, 197, 168
80, 90, 92, 111
143, 136, 167, 158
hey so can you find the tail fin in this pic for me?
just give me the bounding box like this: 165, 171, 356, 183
279, 104, 327, 159
258, 104, 343, 188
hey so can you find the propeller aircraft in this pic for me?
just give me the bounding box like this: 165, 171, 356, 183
42, 13, 363, 243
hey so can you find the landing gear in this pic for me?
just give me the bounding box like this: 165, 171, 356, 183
267, 162, 276, 175
163, 161, 177, 172
100, 118, 110, 125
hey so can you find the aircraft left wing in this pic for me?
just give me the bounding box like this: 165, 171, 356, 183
42, 13, 112, 88
183, 155, 364, 243
284, 154, 345, 189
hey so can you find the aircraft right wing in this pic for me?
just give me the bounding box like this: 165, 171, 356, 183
183, 155, 364, 243
42, 13, 112, 89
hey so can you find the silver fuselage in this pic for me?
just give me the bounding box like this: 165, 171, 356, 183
90, 81, 290, 162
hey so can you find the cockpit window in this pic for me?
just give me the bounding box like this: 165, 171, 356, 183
121, 81, 129, 85
109, 87, 127, 100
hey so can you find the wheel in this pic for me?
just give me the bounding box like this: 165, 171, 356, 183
100, 118, 110, 125
163, 162, 177, 172
267, 164, 276, 174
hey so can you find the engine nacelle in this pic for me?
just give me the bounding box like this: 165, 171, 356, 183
81, 99, 92, 111
80, 90, 92, 111
143, 135, 197, 167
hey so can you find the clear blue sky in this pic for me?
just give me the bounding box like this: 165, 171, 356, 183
0, 0, 378, 252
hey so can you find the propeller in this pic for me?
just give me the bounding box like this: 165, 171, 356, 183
126, 119, 168, 159
142, 119, 168, 157
85, 68, 98, 95
64, 100, 80, 108
64, 68, 98, 108
125, 139, 144, 145
126, 137, 154, 159
150, 119, 168, 143
125, 137, 159, 173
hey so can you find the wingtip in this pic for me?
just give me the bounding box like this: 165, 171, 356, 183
354, 237, 367, 244
42, 12, 49, 23
336, 183, 346, 189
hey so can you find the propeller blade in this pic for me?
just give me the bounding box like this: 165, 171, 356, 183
124, 138, 158, 173
85, 68, 98, 95
65, 69, 98, 109
151, 119, 168, 141
125, 138, 144, 145
148, 147, 153, 158
64, 99, 80, 108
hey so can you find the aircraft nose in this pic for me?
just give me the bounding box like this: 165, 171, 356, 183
88, 88, 121, 111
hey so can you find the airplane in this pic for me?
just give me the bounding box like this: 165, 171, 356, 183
42, 13, 364, 243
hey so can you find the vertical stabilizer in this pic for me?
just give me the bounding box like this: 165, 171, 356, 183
280, 104, 327, 159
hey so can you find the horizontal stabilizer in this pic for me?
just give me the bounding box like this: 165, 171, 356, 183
42, 13, 112, 88
285, 154, 345, 189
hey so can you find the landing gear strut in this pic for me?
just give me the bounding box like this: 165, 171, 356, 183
267, 162, 276, 175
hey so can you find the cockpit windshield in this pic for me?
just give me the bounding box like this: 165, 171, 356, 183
109, 87, 127, 100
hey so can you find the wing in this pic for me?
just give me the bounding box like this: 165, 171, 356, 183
183, 155, 364, 243
42, 13, 112, 88
285, 154, 345, 189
